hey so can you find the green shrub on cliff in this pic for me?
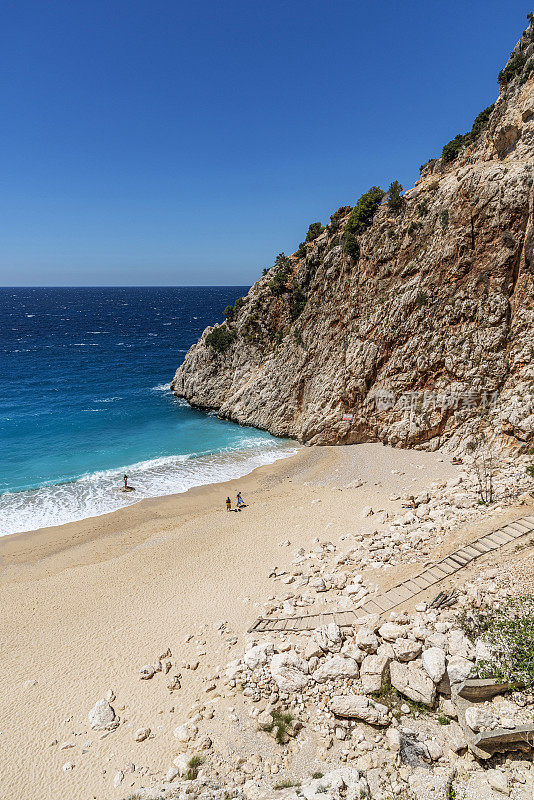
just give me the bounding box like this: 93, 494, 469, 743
442, 133, 465, 164
441, 104, 495, 164
344, 186, 385, 260
205, 325, 236, 352
223, 304, 235, 321
329, 206, 352, 230
305, 221, 324, 242
470, 104, 495, 139
269, 253, 292, 296
387, 181, 404, 212
290, 284, 307, 319
499, 49, 527, 84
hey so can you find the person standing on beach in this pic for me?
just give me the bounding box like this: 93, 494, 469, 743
226, 496, 232, 511
236, 491, 246, 509
123, 474, 128, 489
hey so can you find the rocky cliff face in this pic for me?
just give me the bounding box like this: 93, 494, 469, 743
172, 21, 534, 453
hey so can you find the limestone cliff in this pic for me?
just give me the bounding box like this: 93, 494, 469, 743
172, 20, 534, 452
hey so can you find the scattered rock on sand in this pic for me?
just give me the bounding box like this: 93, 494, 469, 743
113, 770, 124, 787
269, 650, 309, 691
330, 694, 390, 725
422, 647, 447, 683
139, 664, 156, 680
134, 727, 151, 742
312, 654, 359, 682
390, 661, 436, 705
88, 699, 116, 730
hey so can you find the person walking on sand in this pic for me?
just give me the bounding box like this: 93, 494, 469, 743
236, 491, 246, 509
226, 496, 232, 512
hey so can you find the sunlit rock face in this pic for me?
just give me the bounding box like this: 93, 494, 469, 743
173, 22, 534, 454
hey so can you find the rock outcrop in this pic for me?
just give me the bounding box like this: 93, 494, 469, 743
173, 21, 534, 452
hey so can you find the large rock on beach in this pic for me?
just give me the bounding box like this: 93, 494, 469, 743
390, 661, 436, 705
312, 654, 359, 682
330, 694, 390, 725
269, 650, 309, 691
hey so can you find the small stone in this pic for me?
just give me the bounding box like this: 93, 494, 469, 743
486, 769, 509, 795
464, 706, 495, 732
425, 739, 443, 761
378, 623, 405, 641
173, 753, 190, 776
385, 727, 402, 752
166, 766, 179, 782
244, 641, 274, 669
355, 627, 379, 654
139, 664, 156, 680
88, 699, 116, 730
113, 770, 124, 787
134, 728, 150, 742
394, 638, 422, 662
269, 650, 309, 691
447, 655, 473, 686
440, 699, 457, 719
313, 654, 359, 683
360, 654, 391, 693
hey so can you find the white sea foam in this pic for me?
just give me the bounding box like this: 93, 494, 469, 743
151, 382, 171, 392
0, 441, 298, 536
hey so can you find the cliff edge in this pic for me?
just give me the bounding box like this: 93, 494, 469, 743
172, 19, 534, 452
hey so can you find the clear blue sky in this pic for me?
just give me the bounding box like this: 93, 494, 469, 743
0, 1, 530, 286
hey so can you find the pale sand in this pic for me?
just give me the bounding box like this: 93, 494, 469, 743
1, 444, 465, 799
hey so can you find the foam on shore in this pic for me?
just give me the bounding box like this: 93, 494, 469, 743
0, 438, 297, 536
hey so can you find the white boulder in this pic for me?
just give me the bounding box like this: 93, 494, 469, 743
88, 699, 116, 730
330, 694, 390, 725
422, 647, 447, 683
360, 654, 391, 693
313, 654, 359, 683
270, 650, 309, 691
390, 661, 436, 705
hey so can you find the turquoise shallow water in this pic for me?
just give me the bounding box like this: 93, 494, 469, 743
0, 287, 295, 535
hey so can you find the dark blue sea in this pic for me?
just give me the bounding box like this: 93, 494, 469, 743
0, 287, 294, 535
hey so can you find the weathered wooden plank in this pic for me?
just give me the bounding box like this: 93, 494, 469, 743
411, 574, 434, 589
358, 600, 384, 615
505, 520, 532, 532
386, 585, 413, 602
372, 595, 396, 612
486, 531, 512, 544
426, 566, 452, 580
468, 540, 493, 554
434, 560, 457, 575
402, 579, 425, 593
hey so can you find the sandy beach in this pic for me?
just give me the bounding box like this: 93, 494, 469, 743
0, 442, 469, 800
3, 441, 534, 800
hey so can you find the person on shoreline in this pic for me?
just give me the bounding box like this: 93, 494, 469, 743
226, 496, 232, 512
123, 474, 128, 490
236, 491, 246, 509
